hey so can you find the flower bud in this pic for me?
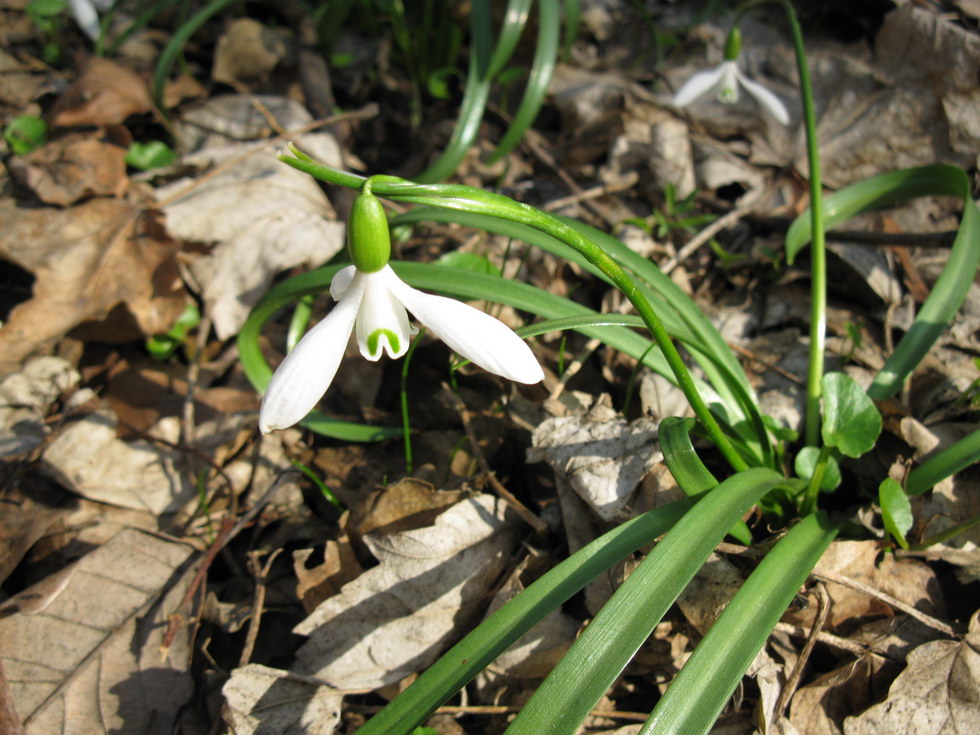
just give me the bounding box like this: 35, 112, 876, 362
348, 190, 391, 273
724, 27, 742, 61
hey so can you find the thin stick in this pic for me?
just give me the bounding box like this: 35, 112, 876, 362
775, 582, 831, 719
443, 384, 548, 534
239, 548, 283, 666
811, 569, 961, 638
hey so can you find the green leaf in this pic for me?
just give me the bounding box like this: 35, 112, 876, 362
879, 477, 912, 549
794, 446, 841, 492
506, 468, 781, 734
3, 116, 47, 155
820, 372, 881, 457
145, 302, 200, 360
906, 427, 980, 496
26, 0, 67, 19
786, 165, 980, 399
125, 140, 177, 170
642, 512, 841, 735
435, 250, 501, 276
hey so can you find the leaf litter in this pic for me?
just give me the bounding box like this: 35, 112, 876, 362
0, 1, 978, 733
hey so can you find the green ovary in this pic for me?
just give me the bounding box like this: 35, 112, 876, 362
367, 328, 401, 357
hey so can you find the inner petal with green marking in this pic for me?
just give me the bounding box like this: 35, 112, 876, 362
367, 328, 401, 358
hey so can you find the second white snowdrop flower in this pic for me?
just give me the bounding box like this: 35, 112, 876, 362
259, 186, 544, 433
69, 0, 114, 41
672, 27, 790, 126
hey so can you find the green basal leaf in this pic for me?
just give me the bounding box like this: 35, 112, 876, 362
435, 250, 501, 276
642, 512, 841, 735
879, 477, 912, 549
821, 372, 881, 457
125, 140, 177, 170
145, 301, 200, 360
794, 446, 841, 492
4, 115, 47, 155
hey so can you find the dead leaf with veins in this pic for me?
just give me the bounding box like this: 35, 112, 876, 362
48, 57, 153, 128
222, 664, 343, 735
0, 528, 195, 735
842, 612, 980, 734
7, 134, 128, 206
0, 198, 186, 375
154, 124, 345, 339
292, 494, 521, 690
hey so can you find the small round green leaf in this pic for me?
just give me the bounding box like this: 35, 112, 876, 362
4, 116, 47, 155
794, 446, 841, 492
879, 477, 912, 549
125, 140, 177, 170
821, 372, 881, 457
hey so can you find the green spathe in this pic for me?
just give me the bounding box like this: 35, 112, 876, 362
349, 190, 391, 273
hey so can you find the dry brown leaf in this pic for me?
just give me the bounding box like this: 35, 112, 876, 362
222, 664, 343, 735
293, 534, 363, 614
7, 134, 128, 206
293, 494, 520, 690
842, 612, 980, 734
0, 528, 195, 734
0, 356, 79, 457
345, 477, 464, 545
785, 541, 945, 631
0, 198, 185, 375
789, 653, 896, 735
48, 58, 153, 128
40, 406, 193, 514
0, 480, 68, 588
529, 401, 661, 523
212, 18, 287, 85
154, 120, 344, 339
676, 553, 744, 636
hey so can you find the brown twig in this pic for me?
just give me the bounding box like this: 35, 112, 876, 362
442, 384, 548, 534
775, 582, 831, 720
238, 548, 283, 666
811, 569, 962, 638
346, 702, 650, 721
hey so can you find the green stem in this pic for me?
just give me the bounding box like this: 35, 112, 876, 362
738, 0, 825, 445
801, 444, 831, 515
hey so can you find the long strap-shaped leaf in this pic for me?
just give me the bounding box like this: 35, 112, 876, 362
505, 467, 782, 734
486, 0, 561, 163
785, 164, 980, 399
358, 499, 692, 735
641, 512, 840, 735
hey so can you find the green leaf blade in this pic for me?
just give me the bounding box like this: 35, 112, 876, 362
820, 372, 881, 457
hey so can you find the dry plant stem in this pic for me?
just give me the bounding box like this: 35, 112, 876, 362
659, 196, 761, 275
160, 469, 302, 654
729, 344, 805, 385
522, 128, 622, 228
773, 622, 868, 657
543, 171, 640, 212
154, 104, 379, 210
238, 548, 283, 666
180, 313, 212, 451
0, 661, 24, 735
348, 703, 649, 722
811, 569, 961, 637
775, 582, 831, 720
443, 384, 548, 534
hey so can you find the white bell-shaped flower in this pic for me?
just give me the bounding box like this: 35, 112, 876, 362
69, 0, 114, 41
672, 60, 790, 126
259, 264, 544, 433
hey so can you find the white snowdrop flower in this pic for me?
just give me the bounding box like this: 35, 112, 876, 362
69, 0, 114, 41
672, 60, 790, 125
259, 190, 544, 433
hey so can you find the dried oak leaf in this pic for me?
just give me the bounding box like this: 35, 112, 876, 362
0, 198, 185, 375
48, 57, 153, 128
843, 612, 980, 734
7, 135, 128, 206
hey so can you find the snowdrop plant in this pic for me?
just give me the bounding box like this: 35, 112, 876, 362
258, 184, 543, 433
672, 27, 790, 125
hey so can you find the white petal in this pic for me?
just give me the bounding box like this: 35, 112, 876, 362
354, 269, 415, 360
329, 265, 357, 301
716, 62, 740, 104
383, 269, 544, 384
69, 0, 101, 40
736, 70, 790, 125
259, 275, 366, 432
672, 65, 727, 108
